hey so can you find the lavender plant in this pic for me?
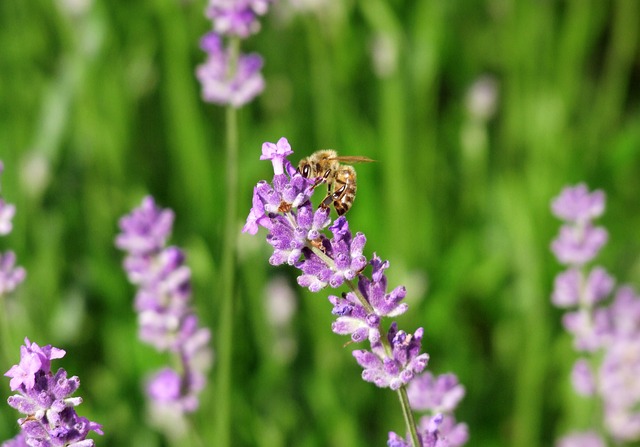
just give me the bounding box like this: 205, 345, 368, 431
196, 0, 272, 108
196, 3, 274, 445
244, 137, 468, 446
115, 196, 212, 436
551, 184, 640, 445
3, 338, 103, 447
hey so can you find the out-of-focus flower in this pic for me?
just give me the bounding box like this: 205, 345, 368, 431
198, 0, 273, 108
196, 32, 265, 108
551, 184, 605, 224
116, 196, 212, 427
556, 431, 606, 447
551, 184, 640, 443
205, 0, 273, 37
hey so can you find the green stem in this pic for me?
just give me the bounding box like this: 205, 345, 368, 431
0, 298, 13, 366
397, 386, 420, 447
214, 36, 241, 447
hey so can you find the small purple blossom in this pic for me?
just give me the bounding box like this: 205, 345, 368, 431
551, 224, 608, 266
389, 372, 469, 447
115, 196, 174, 256
196, 32, 265, 108
556, 431, 606, 447
388, 413, 468, 447
261, 137, 293, 176
0, 251, 27, 297
205, 0, 273, 37
116, 196, 212, 421
551, 184, 605, 223
571, 358, 595, 396
0, 161, 16, 236
3, 338, 103, 446
0, 198, 16, 236
353, 325, 429, 391
407, 372, 466, 414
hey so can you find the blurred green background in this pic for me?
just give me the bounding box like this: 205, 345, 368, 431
2, 0, 640, 445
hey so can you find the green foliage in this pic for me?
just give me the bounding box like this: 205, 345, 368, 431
1, 0, 640, 445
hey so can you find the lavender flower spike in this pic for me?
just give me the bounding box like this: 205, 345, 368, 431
196, 32, 265, 108
551, 184, 640, 443
116, 196, 212, 430
244, 137, 468, 446
3, 338, 103, 446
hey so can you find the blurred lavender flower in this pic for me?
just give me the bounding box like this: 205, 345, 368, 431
0, 161, 26, 298
196, 32, 265, 108
205, 0, 272, 37
550, 184, 611, 351
116, 197, 212, 427
0, 197, 15, 236
551, 184, 640, 443
244, 137, 467, 445
598, 287, 640, 441
556, 431, 606, 447
387, 372, 469, 447
197, 0, 273, 108
3, 338, 103, 446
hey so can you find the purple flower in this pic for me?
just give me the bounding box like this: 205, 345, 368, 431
599, 335, 640, 440
0, 161, 16, 236
562, 307, 610, 352
261, 137, 293, 176
116, 197, 212, 420
390, 372, 469, 446
3, 338, 103, 446
353, 324, 430, 390
245, 138, 466, 444
551, 224, 608, 266
205, 0, 273, 37
551, 267, 613, 308
407, 372, 466, 413
115, 196, 174, 256
0, 251, 27, 296
556, 432, 606, 447
196, 32, 265, 108
551, 184, 605, 223
435, 414, 469, 447
571, 358, 595, 396
608, 286, 640, 338
551, 184, 640, 443
0, 198, 16, 236
389, 413, 466, 447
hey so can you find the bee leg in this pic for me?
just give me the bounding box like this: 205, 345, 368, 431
320, 193, 334, 209
320, 184, 348, 214
310, 170, 333, 191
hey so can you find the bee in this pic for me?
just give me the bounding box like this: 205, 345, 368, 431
298, 150, 374, 216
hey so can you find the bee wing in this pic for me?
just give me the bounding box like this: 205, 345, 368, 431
330, 156, 376, 164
